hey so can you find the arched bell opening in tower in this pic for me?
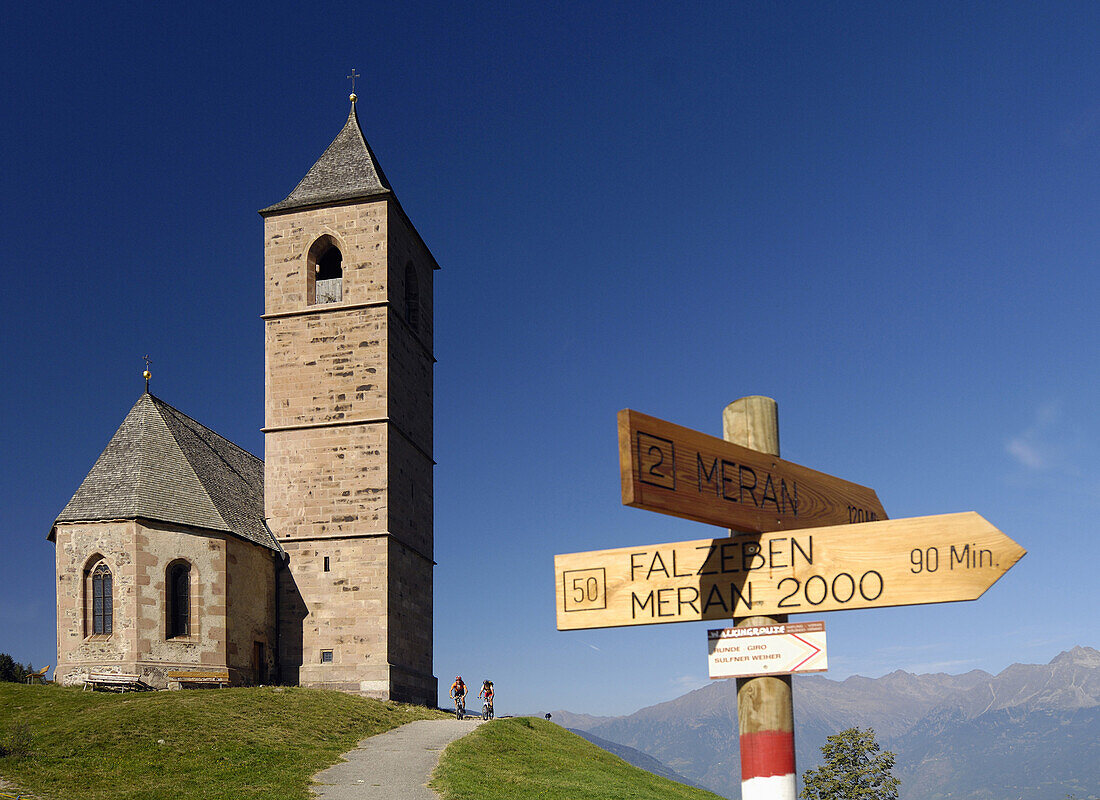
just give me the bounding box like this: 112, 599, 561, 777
307, 235, 344, 304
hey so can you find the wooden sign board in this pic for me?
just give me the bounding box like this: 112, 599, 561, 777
619, 409, 887, 533
555, 512, 1025, 630
708, 622, 828, 679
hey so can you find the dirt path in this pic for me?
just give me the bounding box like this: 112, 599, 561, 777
311, 717, 484, 799
0, 776, 36, 798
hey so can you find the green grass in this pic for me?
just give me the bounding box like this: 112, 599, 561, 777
430, 716, 725, 800
3, 687, 726, 800
0, 682, 445, 800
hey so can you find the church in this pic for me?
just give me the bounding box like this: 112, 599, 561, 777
48, 92, 438, 705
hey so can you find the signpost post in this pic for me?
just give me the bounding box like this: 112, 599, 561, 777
723, 397, 797, 800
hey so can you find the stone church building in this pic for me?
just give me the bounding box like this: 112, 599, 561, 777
49, 95, 438, 705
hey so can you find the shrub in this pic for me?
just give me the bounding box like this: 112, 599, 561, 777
800, 727, 899, 800
0, 653, 33, 684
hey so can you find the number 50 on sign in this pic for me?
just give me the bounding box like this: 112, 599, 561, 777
563, 568, 607, 611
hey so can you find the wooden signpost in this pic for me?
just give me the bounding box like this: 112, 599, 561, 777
555, 511, 1026, 630
556, 398, 1027, 800
619, 409, 887, 534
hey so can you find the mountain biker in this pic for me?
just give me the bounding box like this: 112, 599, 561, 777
479, 679, 494, 718
450, 676, 467, 709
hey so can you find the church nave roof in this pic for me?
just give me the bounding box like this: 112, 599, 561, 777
50, 393, 278, 551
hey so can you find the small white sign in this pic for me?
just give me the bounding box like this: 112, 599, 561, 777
707, 621, 828, 679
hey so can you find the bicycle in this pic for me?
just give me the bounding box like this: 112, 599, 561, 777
453, 693, 466, 720
482, 697, 494, 720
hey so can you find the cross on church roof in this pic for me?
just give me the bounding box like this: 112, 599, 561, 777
143, 354, 152, 391
347, 68, 360, 102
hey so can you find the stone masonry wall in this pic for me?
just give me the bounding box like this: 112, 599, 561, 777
387, 205, 434, 454
387, 431, 433, 559
263, 195, 436, 703
386, 313, 433, 461
263, 200, 388, 317
131, 521, 226, 684
225, 536, 277, 683
277, 536, 392, 695
387, 203, 435, 347
265, 423, 388, 541
384, 204, 436, 706
54, 521, 137, 685
386, 537, 434, 701
265, 306, 388, 430
53, 520, 233, 687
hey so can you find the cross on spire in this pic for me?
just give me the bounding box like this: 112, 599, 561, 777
143, 355, 152, 391
347, 68, 360, 101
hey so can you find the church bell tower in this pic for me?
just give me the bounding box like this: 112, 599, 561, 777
259, 94, 437, 704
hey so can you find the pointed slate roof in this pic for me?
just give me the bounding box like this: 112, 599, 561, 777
51, 393, 278, 552
260, 99, 393, 215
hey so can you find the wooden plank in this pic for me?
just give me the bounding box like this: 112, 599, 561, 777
168, 670, 230, 687
618, 409, 887, 533
84, 673, 150, 692
555, 512, 1025, 630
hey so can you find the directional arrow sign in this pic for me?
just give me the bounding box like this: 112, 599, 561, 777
619, 409, 887, 533
708, 622, 828, 679
554, 512, 1025, 630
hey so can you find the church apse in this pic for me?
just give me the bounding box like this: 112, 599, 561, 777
49, 391, 280, 688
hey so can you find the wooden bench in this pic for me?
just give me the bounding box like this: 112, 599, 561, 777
24, 664, 50, 684
83, 672, 151, 692
167, 669, 231, 689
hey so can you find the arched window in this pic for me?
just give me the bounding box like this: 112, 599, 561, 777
166, 561, 191, 638
308, 236, 343, 305
404, 262, 420, 330
91, 562, 113, 635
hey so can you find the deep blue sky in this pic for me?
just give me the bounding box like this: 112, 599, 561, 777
1, 2, 1097, 716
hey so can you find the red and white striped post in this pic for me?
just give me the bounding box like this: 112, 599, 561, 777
724, 397, 797, 800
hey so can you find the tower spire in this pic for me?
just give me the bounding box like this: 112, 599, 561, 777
259, 88, 393, 215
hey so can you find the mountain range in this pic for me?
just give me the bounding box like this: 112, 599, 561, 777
554, 646, 1100, 800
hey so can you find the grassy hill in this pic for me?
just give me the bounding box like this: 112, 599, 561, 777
2, 685, 723, 800
0, 683, 444, 800
430, 716, 725, 800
